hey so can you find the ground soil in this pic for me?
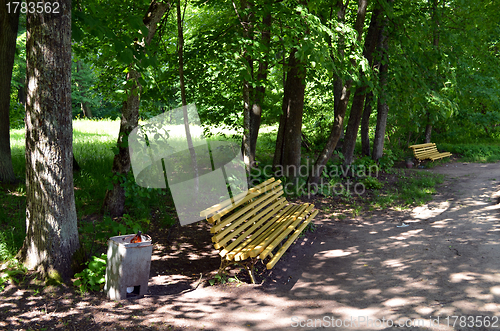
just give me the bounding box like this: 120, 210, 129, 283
1, 161, 500, 331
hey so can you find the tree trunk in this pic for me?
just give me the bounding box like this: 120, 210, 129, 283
344, 5, 382, 160
424, 123, 432, 143
177, 0, 198, 193
424, 0, 439, 144
19, 0, 79, 282
76, 61, 93, 118
273, 49, 306, 179
372, 1, 392, 161
177, 0, 187, 106
239, 0, 254, 170
0, 4, 20, 184
308, 78, 349, 186
308, 1, 350, 186
103, 0, 167, 216
249, 10, 271, 167
341, 0, 375, 166
360, 91, 373, 156
103, 69, 140, 217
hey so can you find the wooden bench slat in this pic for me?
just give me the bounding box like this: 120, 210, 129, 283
210, 187, 283, 235
217, 197, 288, 254
225, 203, 297, 260
409, 143, 435, 148
429, 152, 452, 161
214, 197, 287, 250
245, 204, 309, 260
233, 204, 303, 261
265, 209, 319, 269
201, 177, 278, 219
206, 180, 282, 224
259, 204, 315, 260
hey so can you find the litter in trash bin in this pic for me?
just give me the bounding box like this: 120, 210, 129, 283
105, 234, 152, 300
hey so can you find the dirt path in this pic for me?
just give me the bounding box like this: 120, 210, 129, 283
2, 162, 500, 330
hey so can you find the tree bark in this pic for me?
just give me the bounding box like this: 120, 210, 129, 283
273, 49, 306, 179
239, 0, 254, 170
177, 0, 199, 193
308, 1, 350, 186
424, 0, 440, 144
177, 0, 187, 106
19, 0, 79, 281
76, 61, 93, 118
354, 7, 383, 158
341, 0, 373, 166
103, 0, 167, 216
360, 91, 373, 156
372, 1, 392, 161
248, 9, 271, 168
0, 3, 20, 184
424, 123, 432, 143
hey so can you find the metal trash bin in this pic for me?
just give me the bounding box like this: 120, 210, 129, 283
104, 233, 152, 300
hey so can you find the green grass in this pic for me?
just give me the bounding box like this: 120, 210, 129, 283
368, 170, 445, 210
395, 171, 444, 206
438, 143, 500, 163
2, 119, 146, 265
1, 119, 243, 270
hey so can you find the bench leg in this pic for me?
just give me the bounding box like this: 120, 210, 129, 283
219, 259, 230, 275
219, 258, 257, 284
241, 259, 257, 284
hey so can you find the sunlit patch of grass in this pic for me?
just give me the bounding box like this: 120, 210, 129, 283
369, 171, 445, 210
396, 172, 444, 206
72, 119, 120, 216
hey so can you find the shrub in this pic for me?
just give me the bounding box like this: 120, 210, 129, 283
362, 176, 383, 190
73, 253, 107, 293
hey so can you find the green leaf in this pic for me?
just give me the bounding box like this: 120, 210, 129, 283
118, 48, 134, 65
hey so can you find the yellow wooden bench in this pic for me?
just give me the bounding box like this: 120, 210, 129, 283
200, 177, 318, 283
409, 143, 452, 161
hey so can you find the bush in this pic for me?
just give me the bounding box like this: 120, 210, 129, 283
439, 143, 500, 162
378, 150, 397, 171
362, 176, 383, 190
73, 253, 107, 293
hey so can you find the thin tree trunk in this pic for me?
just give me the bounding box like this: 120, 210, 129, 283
19, 0, 79, 281
177, 0, 187, 106
308, 1, 350, 186
249, 10, 271, 167
425, 0, 440, 144
424, 123, 432, 143
309, 79, 349, 185
177, 0, 198, 193
273, 49, 306, 179
372, 1, 392, 161
272, 112, 286, 170
360, 91, 373, 156
103, 0, 167, 216
238, 0, 254, 170
354, 7, 383, 158
341, 0, 372, 166
0, 4, 20, 184
76, 61, 93, 118
104, 69, 140, 216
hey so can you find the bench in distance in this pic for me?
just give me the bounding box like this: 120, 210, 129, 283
409, 143, 452, 161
